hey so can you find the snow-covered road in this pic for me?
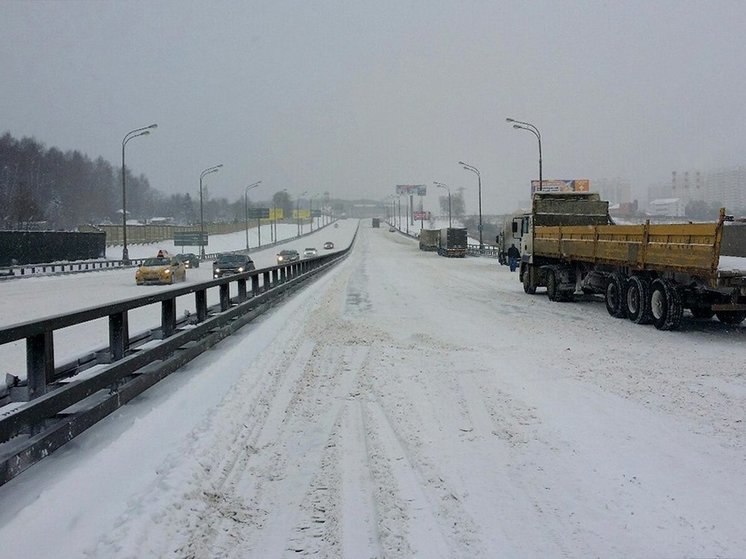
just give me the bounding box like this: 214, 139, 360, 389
1, 219, 744, 558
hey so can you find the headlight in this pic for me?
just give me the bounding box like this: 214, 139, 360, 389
215, 268, 220, 273
238, 267, 244, 272
278, 257, 283, 261
164, 269, 171, 274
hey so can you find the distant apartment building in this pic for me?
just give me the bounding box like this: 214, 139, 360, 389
650, 167, 746, 213
592, 178, 632, 205
671, 170, 705, 205
704, 166, 746, 211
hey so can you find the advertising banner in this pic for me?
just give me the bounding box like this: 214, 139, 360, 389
413, 210, 431, 220
396, 184, 427, 196
531, 179, 590, 194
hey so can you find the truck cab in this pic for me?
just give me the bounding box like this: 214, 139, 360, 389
497, 212, 529, 265
519, 192, 611, 294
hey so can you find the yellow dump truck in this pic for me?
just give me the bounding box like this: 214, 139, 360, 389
519, 192, 746, 330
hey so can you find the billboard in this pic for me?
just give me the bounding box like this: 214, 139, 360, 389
413, 210, 431, 220
396, 184, 427, 196
531, 179, 590, 194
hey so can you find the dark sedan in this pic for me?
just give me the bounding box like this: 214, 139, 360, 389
176, 253, 200, 268
276, 249, 300, 264
213, 253, 255, 278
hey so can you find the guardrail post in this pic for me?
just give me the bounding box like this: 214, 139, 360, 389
109, 311, 129, 361
265, 270, 273, 289
219, 283, 230, 311
251, 274, 260, 296
161, 298, 176, 338
196, 289, 207, 322
27, 331, 54, 400
237, 279, 247, 302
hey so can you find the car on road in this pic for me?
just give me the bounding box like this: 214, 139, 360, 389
323, 241, 334, 250
135, 250, 187, 285
176, 253, 200, 268
389, 226, 396, 232
276, 249, 300, 264
303, 247, 318, 258
212, 253, 255, 278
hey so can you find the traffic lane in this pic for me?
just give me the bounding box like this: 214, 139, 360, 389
0, 220, 359, 327
248, 219, 357, 270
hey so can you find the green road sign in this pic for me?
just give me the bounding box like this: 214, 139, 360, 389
174, 231, 208, 246
248, 208, 270, 219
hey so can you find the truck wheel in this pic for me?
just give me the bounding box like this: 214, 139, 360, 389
522, 267, 536, 294
715, 311, 746, 325
625, 276, 652, 324
650, 279, 683, 330
604, 274, 627, 318
546, 269, 559, 301
690, 306, 715, 319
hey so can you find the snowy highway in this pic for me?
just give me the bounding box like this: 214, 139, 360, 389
1, 219, 745, 558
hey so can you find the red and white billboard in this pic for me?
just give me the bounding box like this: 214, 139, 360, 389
531, 179, 590, 194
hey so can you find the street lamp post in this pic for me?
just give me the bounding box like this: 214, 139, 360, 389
296, 190, 307, 237
506, 117, 542, 192
121, 123, 157, 263
309, 194, 321, 232
434, 181, 452, 228
309, 197, 313, 232
386, 195, 396, 225
199, 164, 223, 258
397, 195, 401, 229
244, 180, 262, 251
459, 161, 483, 250
272, 188, 287, 243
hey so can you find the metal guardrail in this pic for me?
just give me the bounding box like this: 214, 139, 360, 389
0, 258, 147, 279
0, 224, 357, 486
466, 243, 500, 258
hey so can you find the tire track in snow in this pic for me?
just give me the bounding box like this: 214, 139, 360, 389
155, 337, 320, 558
270, 344, 372, 558
339, 399, 382, 558
363, 400, 453, 557
218, 256, 388, 557
89, 332, 308, 559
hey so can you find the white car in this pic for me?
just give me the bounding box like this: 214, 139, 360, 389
303, 247, 318, 258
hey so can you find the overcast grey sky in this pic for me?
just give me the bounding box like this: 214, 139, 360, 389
2, 0, 745, 213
